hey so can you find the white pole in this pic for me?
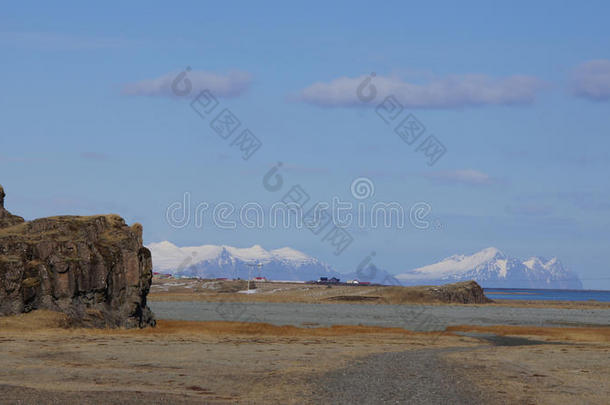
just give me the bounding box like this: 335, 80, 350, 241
247, 262, 262, 291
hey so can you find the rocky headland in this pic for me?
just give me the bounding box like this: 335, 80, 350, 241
0, 185, 155, 328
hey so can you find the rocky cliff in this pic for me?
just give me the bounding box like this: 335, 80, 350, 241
426, 280, 492, 304
382, 280, 493, 304
0, 186, 155, 328
0, 186, 25, 228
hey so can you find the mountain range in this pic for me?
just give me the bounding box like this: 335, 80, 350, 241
147, 241, 340, 281
395, 247, 583, 289
147, 242, 583, 289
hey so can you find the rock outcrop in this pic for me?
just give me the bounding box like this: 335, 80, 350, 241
0, 185, 25, 228
426, 281, 492, 304
383, 280, 493, 304
0, 186, 155, 328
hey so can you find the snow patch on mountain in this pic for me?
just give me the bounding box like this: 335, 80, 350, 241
148, 243, 583, 289
409, 247, 505, 279
396, 247, 583, 289
147, 241, 339, 281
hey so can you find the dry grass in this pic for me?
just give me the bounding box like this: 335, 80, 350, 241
0, 214, 129, 243
0, 310, 465, 404
378, 285, 449, 303
0, 310, 436, 339
142, 320, 427, 338
149, 289, 610, 309
0, 221, 27, 236
0, 310, 71, 330
4, 309, 607, 345
150, 279, 482, 305
150, 279, 610, 309
447, 324, 610, 343
1, 309, 608, 404
445, 341, 610, 404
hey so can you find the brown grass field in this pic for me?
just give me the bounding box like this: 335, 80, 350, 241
0, 309, 608, 404
0, 311, 466, 404
149, 278, 610, 309
445, 332, 610, 404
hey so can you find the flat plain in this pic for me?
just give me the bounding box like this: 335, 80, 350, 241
0, 279, 608, 404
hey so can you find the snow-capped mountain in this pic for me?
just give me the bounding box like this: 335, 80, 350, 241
148, 243, 582, 289
396, 247, 583, 289
147, 241, 341, 281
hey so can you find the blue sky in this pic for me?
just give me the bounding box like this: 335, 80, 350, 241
1, 1, 609, 288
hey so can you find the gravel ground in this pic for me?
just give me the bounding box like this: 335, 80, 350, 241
149, 301, 610, 330
0, 385, 214, 405
306, 347, 498, 405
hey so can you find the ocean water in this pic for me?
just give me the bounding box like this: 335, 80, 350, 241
484, 288, 610, 302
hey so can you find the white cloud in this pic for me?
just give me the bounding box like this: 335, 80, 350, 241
572, 59, 610, 101
122, 70, 252, 98
424, 169, 495, 185
297, 73, 546, 108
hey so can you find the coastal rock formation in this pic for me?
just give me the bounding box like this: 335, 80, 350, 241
384, 280, 493, 304
426, 280, 492, 304
0, 185, 25, 228
0, 186, 155, 328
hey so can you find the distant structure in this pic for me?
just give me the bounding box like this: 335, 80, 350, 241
316, 277, 340, 285
246, 262, 263, 290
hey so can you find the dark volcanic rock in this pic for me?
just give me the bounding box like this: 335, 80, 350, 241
0, 186, 155, 328
383, 280, 493, 304
0, 185, 25, 229
427, 280, 493, 304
